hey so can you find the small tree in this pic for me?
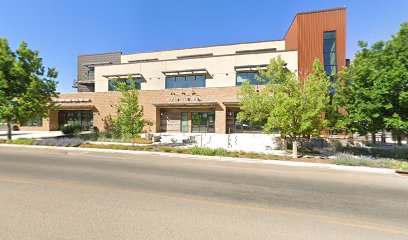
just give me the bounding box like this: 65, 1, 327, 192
238, 57, 331, 158
0, 38, 58, 140
113, 76, 144, 146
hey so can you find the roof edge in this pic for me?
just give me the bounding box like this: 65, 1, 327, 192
284, 7, 346, 39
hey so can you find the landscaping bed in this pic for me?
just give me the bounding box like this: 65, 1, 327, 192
2, 137, 407, 171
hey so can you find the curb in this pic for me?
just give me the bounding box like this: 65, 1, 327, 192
0, 144, 396, 175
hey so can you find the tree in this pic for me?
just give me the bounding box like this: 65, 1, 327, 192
238, 57, 331, 158
0, 38, 58, 140
113, 77, 144, 146
337, 22, 408, 144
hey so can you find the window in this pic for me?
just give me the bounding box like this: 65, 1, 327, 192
191, 112, 215, 133
88, 66, 95, 80
58, 110, 93, 130
226, 109, 263, 133
165, 75, 206, 89
21, 116, 43, 127
236, 72, 268, 86
323, 31, 337, 78
108, 79, 142, 91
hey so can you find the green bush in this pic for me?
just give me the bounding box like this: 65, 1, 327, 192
8, 138, 36, 145
159, 146, 173, 152
188, 146, 216, 156
213, 148, 229, 156
61, 124, 83, 136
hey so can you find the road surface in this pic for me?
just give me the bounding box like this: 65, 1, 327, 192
0, 146, 407, 239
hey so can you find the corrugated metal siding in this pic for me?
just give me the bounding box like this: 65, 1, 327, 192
285, 8, 346, 80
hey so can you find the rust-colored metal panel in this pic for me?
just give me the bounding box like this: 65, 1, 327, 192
285, 8, 346, 81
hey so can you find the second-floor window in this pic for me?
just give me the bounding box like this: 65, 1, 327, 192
165, 75, 206, 89
108, 79, 142, 91
323, 31, 337, 78
236, 72, 268, 86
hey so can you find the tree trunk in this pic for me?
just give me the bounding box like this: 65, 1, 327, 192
281, 138, 287, 150
292, 140, 298, 159
396, 133, 402, 146
371, 133, 376, 144
131, 134, 135, 147
6, 122, 12, 141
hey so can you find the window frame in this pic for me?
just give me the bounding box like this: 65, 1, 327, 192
323, 31, 337, 78
165, 75, 206, 89
108, 78, 142, 91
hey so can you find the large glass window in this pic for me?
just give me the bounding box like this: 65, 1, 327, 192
236, 72, 268, 86
21, 116, 43, 127
58, 110, 93, 130
226, 109, 263, 133
165, 75, 206, 89
191, 112, 215, 133
108, 79, 142, 91
323, 31, 337, 77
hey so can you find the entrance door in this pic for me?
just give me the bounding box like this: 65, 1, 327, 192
180, 112, 189, 133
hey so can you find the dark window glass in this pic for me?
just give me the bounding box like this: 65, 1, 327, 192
323, 31, 337, 77
58, 110, 93, 130
191, 112, 215, 133
21, 116, 43, 127
165, 75, 206, 89
108, 79, 142, 91
236, 72, 268, 86
88, 67, 95, 80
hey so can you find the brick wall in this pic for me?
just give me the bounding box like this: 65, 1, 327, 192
46, 86, 241, 134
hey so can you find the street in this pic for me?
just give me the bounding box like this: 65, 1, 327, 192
0, 146, 407, 239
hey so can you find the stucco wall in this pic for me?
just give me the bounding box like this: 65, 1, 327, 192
94, 50, 298, 92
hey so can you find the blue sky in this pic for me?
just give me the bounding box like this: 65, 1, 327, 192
1, 0, 407, 93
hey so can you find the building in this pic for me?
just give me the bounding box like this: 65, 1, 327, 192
20, 7, 346, 134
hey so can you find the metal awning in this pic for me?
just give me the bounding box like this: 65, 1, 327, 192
222, 101, 240, 106
153, 101, 218, 108
234, 64, 268, 72
102, 73, 145, 81
83, 62, 112, 67
162, 68, 209, 77
56, 105, 97, 110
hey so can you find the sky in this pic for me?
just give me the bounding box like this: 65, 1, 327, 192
1, 0, 407, 93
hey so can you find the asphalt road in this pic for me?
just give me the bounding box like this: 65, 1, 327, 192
0, 146, 407, 239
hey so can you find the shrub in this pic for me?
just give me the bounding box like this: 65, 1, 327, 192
159, 146, 173, 152
8, 138, 36, 145
61, 124, 83, 136
188, 146, 216, 156
214, 148, 229, 156
333, 153, 408, 169
35, 138, 84, 147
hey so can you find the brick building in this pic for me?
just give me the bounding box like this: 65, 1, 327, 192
20, 8, 347, 134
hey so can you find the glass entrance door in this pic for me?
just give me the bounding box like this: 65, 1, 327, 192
180, 112, 189, 133
191, 112, 215, 133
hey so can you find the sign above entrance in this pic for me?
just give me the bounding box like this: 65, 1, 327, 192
54, 98, 91, 103
166, 96, 203, 102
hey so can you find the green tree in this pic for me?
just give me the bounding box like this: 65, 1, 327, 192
113, 77, 144, 146
0, 38, 58, 140
337, 22, 408, 144
238, 57, 331, 158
